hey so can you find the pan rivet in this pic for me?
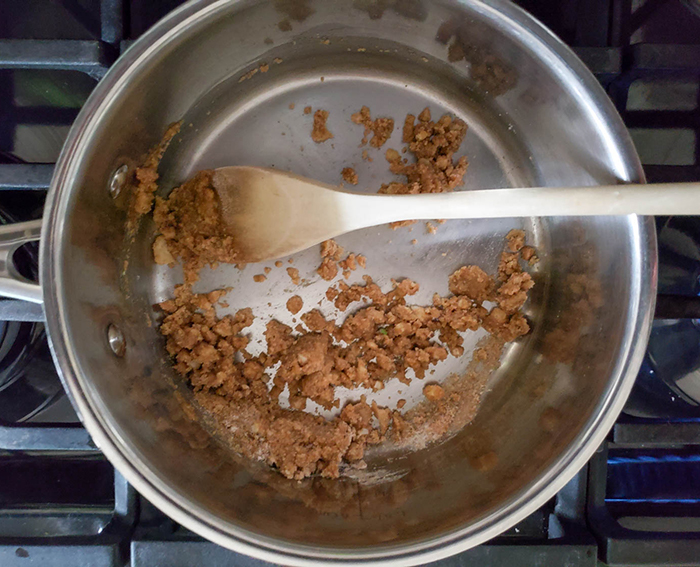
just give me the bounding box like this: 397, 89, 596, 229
108, 164, 129, 199
107, 324, 126, 357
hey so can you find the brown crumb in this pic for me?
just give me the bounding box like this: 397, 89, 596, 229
385, 148, 400, 162
506, 229, 526, 252
379, 109, 468, 198
259, 63, 269, 73
426, 222, 437, 234
351, 106, 394, 147
410, 239, 418, 245
238, 67, 259, 83
153, 235, 175, 266
288, 103, 295, 110
316, 240, 367, 282
253, 274, 267, 282
448, 40, 465, 62
423, 383, 445, 401
321, 239, 344, 261
303, 106, 312, 115
286, 295, 304, 314
264, 266, 271, 274
129, 122, 180, 222
278, 19, 292, 31
397, 399, 407, 409
522, 246, 540, 266
275, 260, 283, 268
287, 267, 301, 285
390, 220, 417, 230
317, 257, 338, 281
341, 167, 358, 185
311, 109, 333, 143
264, 37, 273, 45
361, 150, 372, 162
273, 57, 283, 64
436, 19, 458, 43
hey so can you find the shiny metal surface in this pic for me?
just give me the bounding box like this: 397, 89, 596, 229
24, 0, 656, 564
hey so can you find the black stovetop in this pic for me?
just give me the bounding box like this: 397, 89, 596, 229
1, 1, 700, 566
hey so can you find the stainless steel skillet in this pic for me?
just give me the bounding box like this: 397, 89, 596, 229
0, 1, 655, 565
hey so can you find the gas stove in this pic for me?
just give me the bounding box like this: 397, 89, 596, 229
0, 1, 699, 565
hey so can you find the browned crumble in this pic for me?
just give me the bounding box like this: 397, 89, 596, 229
426, 222, 437, 234
143, 107, 534, 481
303, 106, 312, 115
275, 260, 283, 268
341, 167, 359, 185
311, 109, 333, 143
129, 122, 181, 221
156, 230, 534, 479
287, 267, 301, 285
238, 67, 259, 83
351, 106, 395, 148
286, 295, 303, 315
521, 245, 539, 265
316, 240, 366, 281
423, 383, 445, 401
152, 170, 238, 285
380, 107, 468, 196
253, 274, 267, 283
390, 220, 417, 230
448, 41, 465, 62
288, 103, 295, 110
437, 20, 518, 97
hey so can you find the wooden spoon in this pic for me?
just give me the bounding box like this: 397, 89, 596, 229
212, 166, 700, 263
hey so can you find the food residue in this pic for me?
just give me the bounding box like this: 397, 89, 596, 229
341, 167, 358, 185
286, 295, 304, 314
138, 105, 535, 481
311, 109, 334, 143
287, 267, 301, 285
351, 106, 395, 148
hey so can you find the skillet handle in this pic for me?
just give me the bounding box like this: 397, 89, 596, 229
0, 219, 43, 304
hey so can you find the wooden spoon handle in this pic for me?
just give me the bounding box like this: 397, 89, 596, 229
339, 182, 700, 229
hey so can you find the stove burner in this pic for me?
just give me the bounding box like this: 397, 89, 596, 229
626, 217, 700, 419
